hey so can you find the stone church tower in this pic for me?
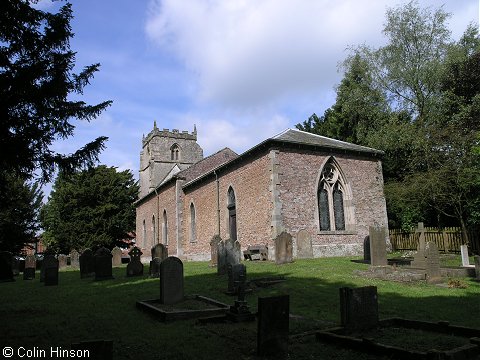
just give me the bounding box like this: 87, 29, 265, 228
139, 122, 203, 197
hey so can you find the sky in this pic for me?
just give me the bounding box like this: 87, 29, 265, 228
35, 0, 478, 196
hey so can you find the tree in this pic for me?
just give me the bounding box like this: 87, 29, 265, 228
41, 166, 139, 252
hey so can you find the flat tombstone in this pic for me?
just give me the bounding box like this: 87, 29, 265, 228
70, 250, 80, 269
275, 231, 293, 265
296, 230, 313, 259
257, 295, 290, 358
363, 236, 371, 263
126, 246, 143, 277
43, 255, 59, 286
80, 249, 95, 279
217, 240, 227, 275
474, 256, 480, 280
210, 235, 222, 267
94, 247, 113, 281
460, 245, 470, 267
23, 254, 36, 280
159, 256, 184, 305
425, 241, 441, 283
228, 263, 246, 294
58, 254, 68, 269
340, 286, 378, 332
111, 247, 122, 267
0, 251, 14, 282
369, 226, 387, 266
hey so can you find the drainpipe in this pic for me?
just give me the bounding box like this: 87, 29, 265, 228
214, 170, 220, 235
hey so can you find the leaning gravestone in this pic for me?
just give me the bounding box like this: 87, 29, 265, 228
111, 247, 123, 267
70, 249, 80, 269
0, 251, 14, 282
43, 255, 59, 286
475, 256, 480, 280
369, 225, 387, 266
126, 246, 143, 277
363, 236, 371, 263
80, 249, 95, 279
425, 241, 441, 283
460, 245, 471, 267
296, 229, 313, 259
227, 263, 246, 294
340, 286, 378, 332
275, 231, 293, 265
58, 254, 68, 270
149, 243, 168, 277
159, 256, 184, 305
94, 247, 113, 281
412, 223, 426, 268
217, 240, 227, 275
23, 254, 36, 280
257, 295, 290, 358
210, 235, 222, 267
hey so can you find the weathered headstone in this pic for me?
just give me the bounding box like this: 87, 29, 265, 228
94, 247, 113, 281
474, 256, 480, 280
363, 236, 371, 263
225, 238, 241, 269
425, 241, 441, 283
210, 235, 222, 267
217, 240, 227, 275
227, 263, 246, 294
126, 246, 143, 277
70, 249, 80, 269
0, 251, 14, 282
58, 254, 68, 270
149, 244, 168, 277
340, 286, 378, 332
296, 229, 313, 259
460, 245, 470, 267
23, 254, 36, 280
159, 256, 184, 305
412, 223, 426, 268
226, 274, 255, 322
80, 249, 95, 279
369, 225, 387, 266
257, 295, 290, 358
275, 231, 293, 265
43, 254, 59, 286
111, 247, 122, 267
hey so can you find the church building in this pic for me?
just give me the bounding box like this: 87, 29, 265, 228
135, 123, 388, 261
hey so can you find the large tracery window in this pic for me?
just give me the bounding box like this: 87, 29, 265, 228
170, 144, 180, 161
318, 161, 346, 231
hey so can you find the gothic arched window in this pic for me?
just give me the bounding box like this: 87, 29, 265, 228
318, 161, 346, 231
162, 210, 168, 245
170, 144, 180, 161
227, 187, 237, 240
143, 219, 146, 248
152, 215, 156, 244
190, 203, 196, 242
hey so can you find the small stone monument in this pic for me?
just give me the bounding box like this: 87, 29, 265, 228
275, 231, 293, 265
0, 251, 14, 282
369, 225, 387, 266
474, 256, 480, 280
227, 263, 246, 295
412, 223, 426, 268
210, 235, 221, 267
23, 254, 36, 280
225, 238, 241, 269
58, 254, 68, 270
70, 249, 80, 269
340, 286, 379, 332
296, 229, 313, 259
257, 295, 290, 358
425, 242, 441, 283
111, 247, 123, 267
126, 246, 143, 277
217, 240, 227, 275
149, 243, 168, 277
94, 247, 113, 281
460, 245, 472, 267
159, 256, 184, 305
80, 248, 95, 279
363, 236, 371, 263
43, 254, 59, 286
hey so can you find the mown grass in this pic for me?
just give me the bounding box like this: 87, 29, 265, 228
1, 256, 479, 359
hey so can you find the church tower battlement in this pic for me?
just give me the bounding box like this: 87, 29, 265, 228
139, 122, 203, 198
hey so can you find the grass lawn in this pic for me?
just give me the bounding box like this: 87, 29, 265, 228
1, 256, 479, 359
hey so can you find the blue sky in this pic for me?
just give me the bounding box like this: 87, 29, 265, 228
35, 0, 478, 195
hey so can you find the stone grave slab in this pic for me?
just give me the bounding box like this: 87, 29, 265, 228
210, 235, 221, 267
217, 240, 227, 275
363, 236, 371, 263
425, 241, 441, 283
369, 225, 387, 266
275, 231, 293, 265
411, 223, 426, 268
23, 254, 36, 280
339, 286, 378, 332
149, 244, 168, 277
43, 255, 59, 286
160, 256, 184, 305
94, 247, 113, 281
70, 249, 80, 269
225, 238, 241, 269
58, 254, 68, 269
126, 246, 143, 277
475, 256, 480, 280
0, 251, 14, 282
257, 295, 290, 358
296, 229, 313, 259
111, 247, 122, 267
460, 245, 471, 267
227, 263, 246, 294
12, 256, 20, 276
80, 249, 95, 279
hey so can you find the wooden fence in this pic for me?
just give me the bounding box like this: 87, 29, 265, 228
389, 226, 480, 255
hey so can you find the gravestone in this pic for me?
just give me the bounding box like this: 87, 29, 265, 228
363, 236, 371, 263
217, 240, 227, 275
159, 256, 184, 305
475, 256, 480, 280
412, 223, 426, 268
210, 235, 221, 267
227, 263, 246, 294
369, 225, 387, 266
23, 254, 36, 280
460, 245, 470, 267
340, 286, 378, 332
0, 251, 14, 282
224, 238, 241, 270
425, 241, 441, 283
126, 246, 143, 277
111, 247, 122, 267
70, 249, 80, 269
275, 231, 293, 265
58, 254, 68, 270
43, 255, 59, 286
94, 247, 113, 281
12, 256, 20, 276
226, 274, 255, 322
296, 229, 313, 259
149, 244, 168, 277
80, 249, 95, 279
257, 295, 290, 358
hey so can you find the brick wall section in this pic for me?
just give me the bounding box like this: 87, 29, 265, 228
135, 194, 157, 256
156, 181, 178, 255
276, 148, 388, 256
